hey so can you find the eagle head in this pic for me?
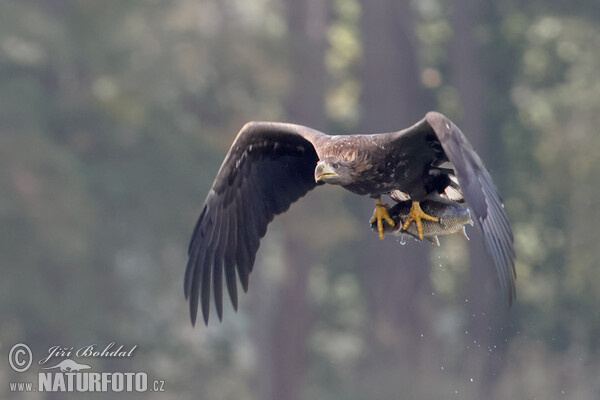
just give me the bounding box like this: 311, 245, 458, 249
314, 159, 354, 185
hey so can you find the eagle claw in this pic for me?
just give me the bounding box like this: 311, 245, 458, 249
370, 198, 395, 240
402, 201, 439, 240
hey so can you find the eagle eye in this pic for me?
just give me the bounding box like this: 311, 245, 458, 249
332, 162, 339, 169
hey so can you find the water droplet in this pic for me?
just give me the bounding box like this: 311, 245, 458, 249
441, 365, 445, 371
400, 236, 406, 245
420, 333, 424, 338
470, 378, 474, 383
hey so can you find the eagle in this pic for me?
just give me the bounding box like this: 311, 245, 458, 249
185, 112, 516, 325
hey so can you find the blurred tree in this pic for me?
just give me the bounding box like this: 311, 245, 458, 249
253, 1, 329, 400
449, 0, 506, 394
357, 0, 437, 392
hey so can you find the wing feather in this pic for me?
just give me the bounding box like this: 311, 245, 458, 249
212, 203, 229, 322
235, 198, 251, 292
199, 203, 221, 325
223, 201, 238, 311
186, 122, 325, 324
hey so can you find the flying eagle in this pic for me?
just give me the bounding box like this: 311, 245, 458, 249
185, 112, 516, 325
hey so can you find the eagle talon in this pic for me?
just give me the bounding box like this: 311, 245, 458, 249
402, 200, 439, 240
370, 198, 395, 240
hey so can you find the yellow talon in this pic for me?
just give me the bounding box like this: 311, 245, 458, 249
370, 198, 395, 240
402, 200, 439, 240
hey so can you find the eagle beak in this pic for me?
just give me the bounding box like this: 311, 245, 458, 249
315, 161, 338, 183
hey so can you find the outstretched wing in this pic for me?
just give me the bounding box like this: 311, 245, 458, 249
185, 122, 327, 325
392, 112, 516, 305
427, 112, 516, 305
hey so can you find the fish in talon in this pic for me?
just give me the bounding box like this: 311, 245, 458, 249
371, 198, 472, 245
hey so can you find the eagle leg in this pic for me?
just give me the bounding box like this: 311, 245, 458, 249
402, 201, 439, 240
369, 197, 395, 240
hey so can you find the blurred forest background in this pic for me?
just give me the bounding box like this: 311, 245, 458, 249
1, 0, 600, 399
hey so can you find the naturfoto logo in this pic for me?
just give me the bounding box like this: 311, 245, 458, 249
8, 342, 165, 394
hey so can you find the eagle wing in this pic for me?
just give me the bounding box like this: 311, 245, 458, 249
185, 122, 327, 325
392, 112, 516, 305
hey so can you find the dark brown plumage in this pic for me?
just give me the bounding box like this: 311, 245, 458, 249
185, 112, 516, 325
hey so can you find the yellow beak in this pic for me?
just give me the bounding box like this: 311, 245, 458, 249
315, 161, 338, 182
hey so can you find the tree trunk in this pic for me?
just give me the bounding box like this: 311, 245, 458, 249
359, 0, 434, 366
284, 0, 329, 127
254, 1, 328, 399
449, 0, 502, 394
